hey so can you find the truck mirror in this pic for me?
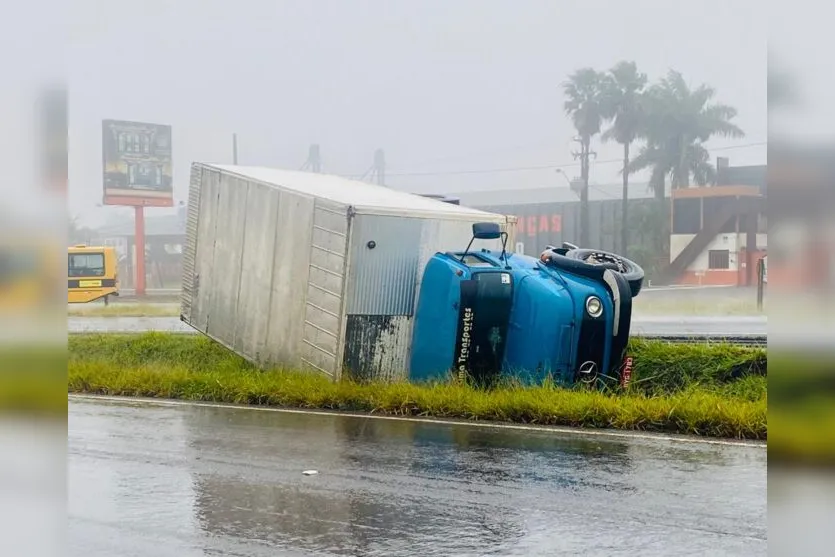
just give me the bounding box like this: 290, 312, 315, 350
472, 222, 501, 240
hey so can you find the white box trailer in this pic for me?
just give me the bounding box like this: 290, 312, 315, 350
181, 163, 516, 381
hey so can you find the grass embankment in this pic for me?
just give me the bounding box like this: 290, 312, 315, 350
68, 333, 766, 439
67, 303, 180, 317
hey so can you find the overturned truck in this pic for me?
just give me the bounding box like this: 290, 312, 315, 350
180, 163, 513, 381
410, 224, 643, 387
181, 164, 643, 386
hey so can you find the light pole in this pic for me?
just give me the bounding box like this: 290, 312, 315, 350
556, 168, 585, 245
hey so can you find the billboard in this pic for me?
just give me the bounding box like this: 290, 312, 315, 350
102, 119, 173, 207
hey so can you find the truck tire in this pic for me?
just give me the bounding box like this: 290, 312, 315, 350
542, 248, 645, 298
565, 249, 645, 298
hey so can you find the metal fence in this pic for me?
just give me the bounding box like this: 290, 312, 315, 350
757, 256, 767, 311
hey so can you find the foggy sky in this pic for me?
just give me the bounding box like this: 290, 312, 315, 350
67, 0, 768, 226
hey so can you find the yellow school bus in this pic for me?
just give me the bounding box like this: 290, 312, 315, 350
67, 245, 119, 304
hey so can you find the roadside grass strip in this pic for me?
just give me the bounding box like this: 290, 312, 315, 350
68, 332, 767, 439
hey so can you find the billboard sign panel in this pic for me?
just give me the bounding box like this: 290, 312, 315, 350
102, 119, 173, 207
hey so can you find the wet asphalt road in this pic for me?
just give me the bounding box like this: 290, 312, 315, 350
67, 314, 768, 337
69, 396, 766, 557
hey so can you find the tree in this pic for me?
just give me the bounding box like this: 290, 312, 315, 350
628, 70, 745, 200
624, 70, 744, 260
563, 68, 606, 247
600, 61, 648, 256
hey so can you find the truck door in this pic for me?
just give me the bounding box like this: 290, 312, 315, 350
452, 271, 513, 385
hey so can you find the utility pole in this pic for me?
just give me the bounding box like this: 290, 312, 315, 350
300, 144, 322, 173
134, 206, 146, 296
232, 133, 238, 164
361, 148, 387, 185
621, 142, 629, 258
571, 137, 595, 247
310, 144, 321, 173
373, 148, 385, 186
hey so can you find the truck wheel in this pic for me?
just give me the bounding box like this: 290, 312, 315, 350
541, 248, 645, 298
565, 249, 645, 298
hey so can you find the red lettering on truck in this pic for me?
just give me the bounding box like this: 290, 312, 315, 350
620, 357, 634, 388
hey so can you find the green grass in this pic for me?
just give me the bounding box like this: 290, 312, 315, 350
67, 333, 767, 440
625, 338, 765, 395
67, 303, 180, 317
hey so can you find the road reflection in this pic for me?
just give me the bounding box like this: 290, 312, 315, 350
69, 399, 766, 557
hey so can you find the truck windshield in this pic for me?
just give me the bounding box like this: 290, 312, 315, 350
69, 253, 105, 277
459, 254, 496, 267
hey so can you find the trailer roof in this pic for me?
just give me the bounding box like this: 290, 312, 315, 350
202, 164, 509, 221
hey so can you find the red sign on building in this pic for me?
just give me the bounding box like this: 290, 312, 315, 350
516, 214, 562, 237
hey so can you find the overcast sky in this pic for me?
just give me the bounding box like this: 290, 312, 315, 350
65, 0, 769, 226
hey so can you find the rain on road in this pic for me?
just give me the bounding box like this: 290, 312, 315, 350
69, 396, 766, 557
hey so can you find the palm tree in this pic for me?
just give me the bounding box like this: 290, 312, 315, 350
563, 68, 606, 247
628, 70, 745, 200
600, 61, 648, 256
625, 70, 744, 261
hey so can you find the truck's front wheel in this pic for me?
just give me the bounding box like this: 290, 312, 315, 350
558, 248, 645, 298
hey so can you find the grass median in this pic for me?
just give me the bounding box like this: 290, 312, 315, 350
68, 332, 767, 440
67, 303, 180, 317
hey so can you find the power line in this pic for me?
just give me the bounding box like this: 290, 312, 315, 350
588, 184, 623, 200
387, 161, 588, 177
709, 141, 768, 152
380, 141, 767, 178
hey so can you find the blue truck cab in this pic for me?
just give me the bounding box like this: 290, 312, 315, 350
409, 222, 641, 387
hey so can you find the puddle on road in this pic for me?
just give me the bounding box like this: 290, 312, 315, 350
68, 398, 767, 557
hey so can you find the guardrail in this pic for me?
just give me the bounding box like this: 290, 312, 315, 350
118, 288, 180, 296
67, 328, 767, 347
639, 334, 766, 347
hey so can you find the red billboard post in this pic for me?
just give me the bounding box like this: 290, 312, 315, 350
101, 120, 173, 296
